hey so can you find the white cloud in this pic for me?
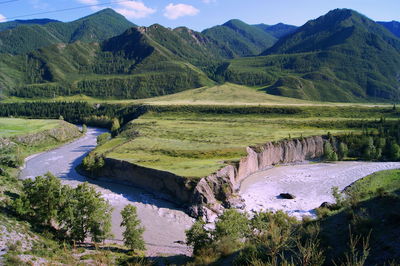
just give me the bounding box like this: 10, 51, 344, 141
0, 14, 6, 23
30, 0, 49, 9
164, 3, 199, 20
75, 0, 101, 11
115, 1, 156, 19
76, 0, 99, 4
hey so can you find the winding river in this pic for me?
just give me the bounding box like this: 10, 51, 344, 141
20, 127, 194, 256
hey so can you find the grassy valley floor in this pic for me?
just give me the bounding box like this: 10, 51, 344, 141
92, 103, 400, 178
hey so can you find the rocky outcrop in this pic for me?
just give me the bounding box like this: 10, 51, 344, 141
189, 136, 325, 221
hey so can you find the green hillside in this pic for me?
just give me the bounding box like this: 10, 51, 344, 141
253, 23, 298, 38
1, 8, 400, 102
0, 25, 213, 99
378, 21, 400, 38
0, 8, 135, 54
0, 18, 59, 32
202, 19, 277, 57
220, 9, 400, 102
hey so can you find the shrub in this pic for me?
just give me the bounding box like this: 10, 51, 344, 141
97, 133, 111, 145
214, 209, 250, 240
185, 220, 212, 254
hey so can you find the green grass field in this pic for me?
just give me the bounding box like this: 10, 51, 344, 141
1, 83, 393, 107
94, 104, 400, 178
346, 169, 400, 200
0, 118, 60, 137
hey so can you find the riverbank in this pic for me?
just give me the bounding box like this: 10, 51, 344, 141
240, 161, 400, 219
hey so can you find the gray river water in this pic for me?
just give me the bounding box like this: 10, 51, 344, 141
20, 127, 194, 256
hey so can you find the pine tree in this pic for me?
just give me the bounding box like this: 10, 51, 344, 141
338, 142, 348, 160
121, 204, 145, 251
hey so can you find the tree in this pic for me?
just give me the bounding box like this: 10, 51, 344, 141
16, 172, 63, 226
388, 141, 400, 160
82, 124, 87, 134
186, 220, 212, 254
214, 209, 250, 240
59, 183, 113, 243
82, 152, 105, 173
97, 132, 111, 146
338, 142, 348, 160
111, 118, 120, 134
120, 204, 145, 251
324, 142, 338, 161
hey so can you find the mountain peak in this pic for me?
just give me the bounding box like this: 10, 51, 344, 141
223, 19, 247, 28
76, 8, 131, 22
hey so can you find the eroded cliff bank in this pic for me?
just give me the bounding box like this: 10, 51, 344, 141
189, 136, 326, 221
91, 135, 326, 221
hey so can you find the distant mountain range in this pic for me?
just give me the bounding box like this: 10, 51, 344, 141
378, 21, 400, 38
0, 9, 135, 54
0, 8, 399, 102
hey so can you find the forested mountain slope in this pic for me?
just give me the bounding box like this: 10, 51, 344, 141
0, 25, 213, 99
220, 9, 400, 102
0, 8, 135, 54
1, 8, 400, 102
0, 18, 60, 32
202, 19, 277, 57
378, 21, 400, 38
253, 23, 298, 39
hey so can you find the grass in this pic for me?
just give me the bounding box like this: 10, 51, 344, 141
0, 118, 60, 137
1, 83, 394, 107
95, 105, 399, 178
346, 169, 400, 201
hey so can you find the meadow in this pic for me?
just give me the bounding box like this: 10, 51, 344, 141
2, 83, 392, 107
0, 118, 60, 137
95, 104, 400, 178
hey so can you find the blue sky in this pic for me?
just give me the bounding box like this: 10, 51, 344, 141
0, 0, 399, 31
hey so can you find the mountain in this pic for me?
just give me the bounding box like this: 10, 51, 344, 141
253, 23, 298, 39
0, 24, 214, 99
0, 8, 135, 54
378, 21, 400, 38
202, 19, 277, 57
221, 9, 400, 102
0, 19, 60, 32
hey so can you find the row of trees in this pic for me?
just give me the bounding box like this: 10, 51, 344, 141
14, 173, 145, 250
0, 101, 145, 129
323, 121, 400, 162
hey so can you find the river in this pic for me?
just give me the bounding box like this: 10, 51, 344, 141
240, 161, 400, 219
19, 127, 194, 256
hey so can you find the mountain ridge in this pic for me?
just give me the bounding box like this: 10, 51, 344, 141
1, 8, 400, 102
0, 8, 136, 54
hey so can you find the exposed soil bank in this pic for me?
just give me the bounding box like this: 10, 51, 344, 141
20, 127, 194, 256
240, 161, 400, 219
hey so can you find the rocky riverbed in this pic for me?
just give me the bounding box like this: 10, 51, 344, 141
240, 161, 400, 219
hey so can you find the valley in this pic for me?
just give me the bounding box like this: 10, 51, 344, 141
1, 3, 400, 265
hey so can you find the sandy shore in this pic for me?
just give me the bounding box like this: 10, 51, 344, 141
240, 161, 400, 219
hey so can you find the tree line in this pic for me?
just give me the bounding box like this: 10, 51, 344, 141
323, 119, 400, 162
13, 173, 145, 251
0, 102, 146, 128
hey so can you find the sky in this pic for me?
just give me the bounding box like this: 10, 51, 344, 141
0, 0, 399, 31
